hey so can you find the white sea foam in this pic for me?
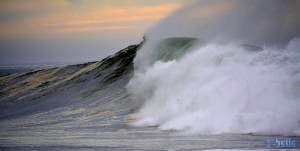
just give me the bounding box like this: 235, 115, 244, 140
127, 0, 300, 135
127, 39, 300, 135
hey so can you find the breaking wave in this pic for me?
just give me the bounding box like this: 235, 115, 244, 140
127, 38, 300, 135
127, 0, 300, 136
1, 0, 300, 149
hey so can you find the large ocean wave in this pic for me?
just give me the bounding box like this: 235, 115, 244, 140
127, 39, 300, 135
127, 0, 300, 136
1, 0, 300, 149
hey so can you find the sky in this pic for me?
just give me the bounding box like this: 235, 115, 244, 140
0, 0, 193, 65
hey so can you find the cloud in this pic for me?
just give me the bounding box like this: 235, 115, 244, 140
57, 26, 131, 33
41, 4, 182, 27
0, 0, 190, 65
0, 1, 182, 37
0, 0, 67, 15
41, 22, 62, 27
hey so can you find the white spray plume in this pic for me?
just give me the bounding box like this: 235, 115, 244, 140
127, 0, 300, 136
135, 0, 300, 71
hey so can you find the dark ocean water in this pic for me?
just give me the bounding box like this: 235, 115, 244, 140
0, 63, 73, 77
0, 43, 299, 150
0, 66, 35, 77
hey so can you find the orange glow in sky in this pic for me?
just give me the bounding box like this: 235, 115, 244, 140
0, 0, 191, 64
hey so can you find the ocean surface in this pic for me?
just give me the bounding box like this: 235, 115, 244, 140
0, 63, 73, 77
1, 0, 300, 150
0, 41, 299, 150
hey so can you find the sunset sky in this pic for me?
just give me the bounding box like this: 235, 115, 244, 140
0, 0, 193, 64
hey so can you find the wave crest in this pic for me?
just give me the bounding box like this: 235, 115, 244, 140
127, 39, 300, 135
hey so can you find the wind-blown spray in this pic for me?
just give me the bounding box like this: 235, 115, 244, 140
127, 0, 300, 135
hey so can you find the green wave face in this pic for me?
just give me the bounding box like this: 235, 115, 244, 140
154, 37, 200, 62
